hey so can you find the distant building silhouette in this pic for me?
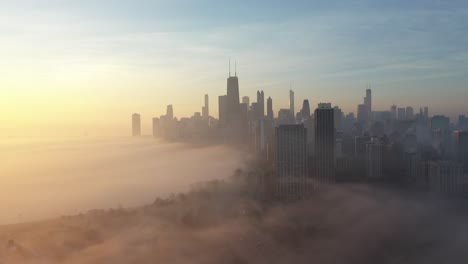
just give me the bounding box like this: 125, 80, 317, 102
397, 107, 406, 121
424, 106, 429, 119
458, 115, 468, 130
406, 106, 414, 120
289, 89, 295, 116
152, 117, 160, 137
390, 105, 397, 120
256, 90, 265, 119
277, 109, 295, 125
166, 105, 174, 120
315, 103, 335, 184
132, 113, 141, 137
431, 115, 450, 130
242, 96, 250, 106
365, 87, 372, 120
202, 94, 209, 122
357, 104, 368, 124
267, 97, 273, 120
301, 99, 311, 120
218, 95, 227, 125
333, 106, 343, 131
226, 71, 240, 123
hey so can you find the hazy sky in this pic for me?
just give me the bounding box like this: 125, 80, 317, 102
1, 0, 467, 136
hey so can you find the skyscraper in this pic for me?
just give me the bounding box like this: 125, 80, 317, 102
391, 105, 397, 120
458, 115, 468, 130
166, 105, 174, 120
256, 90, 265, 118
202, 94, 209, 121
277, 109, 296, 125
242, 96, 250, 106
152, 117, 160, 137
364, 87, 372, 119
218, 95, 227, 125
406, 106, 414, 120
315, 103, 335, 184
333, 106, 343, 131
301, 99, 311, 120
267, 96, 273, 120
357, 104, 368, 124
397, 108, 406, 121
132, 113, 141, 137
431, 115, 450, 130
275, 124, 311, 198
226, 69, 240, 122
424, 107, 429, 119
289, 89, 295, 116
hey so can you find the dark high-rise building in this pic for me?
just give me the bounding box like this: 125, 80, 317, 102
424, 107, 429, 119
289, 89, 295, 115
431, 115, 450, 130
391, 105, 397, 120
267, 96, 273, 120
218, 95, 227, 125
357, 104, 368, 124
458, 115, 468, 130
406, 106, 414, 120
256, 90, 265, 118
202, 94, 209, 121
333, 106, 343, 131
315, 103, 335, 184
454, 131, 468, 174
226, 74, 240, 122
301, 99, 311, 120
275, 124, 311, 198
166, 105, 174, 120
397, 108, 406, 121
365, 87, 372, 120
132, 113, 141, 137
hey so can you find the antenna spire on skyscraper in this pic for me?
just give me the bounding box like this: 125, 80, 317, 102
235, 60, 237, 76
229, 58, 231, 77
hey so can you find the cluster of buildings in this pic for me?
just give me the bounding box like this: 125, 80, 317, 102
132, 69, 468, 199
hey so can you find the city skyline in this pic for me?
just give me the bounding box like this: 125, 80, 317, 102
1, 1, 468, 137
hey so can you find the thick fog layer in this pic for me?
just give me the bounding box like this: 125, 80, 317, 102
2, 175, 468, 264
0, 137, 243, 224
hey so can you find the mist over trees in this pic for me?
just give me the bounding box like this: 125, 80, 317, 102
2, 161, 468, 264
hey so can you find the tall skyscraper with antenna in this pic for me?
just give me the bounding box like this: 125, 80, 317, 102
226, 60, 240, 122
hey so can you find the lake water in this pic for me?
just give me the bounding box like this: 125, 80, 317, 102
0, 137, 243, 224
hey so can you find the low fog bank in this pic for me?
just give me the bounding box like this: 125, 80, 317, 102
2, 163, 468, 264
0, 137, 244, 224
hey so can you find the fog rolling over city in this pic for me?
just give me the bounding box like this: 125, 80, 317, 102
0, 137, 243, 224
3, 179, 468, 264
